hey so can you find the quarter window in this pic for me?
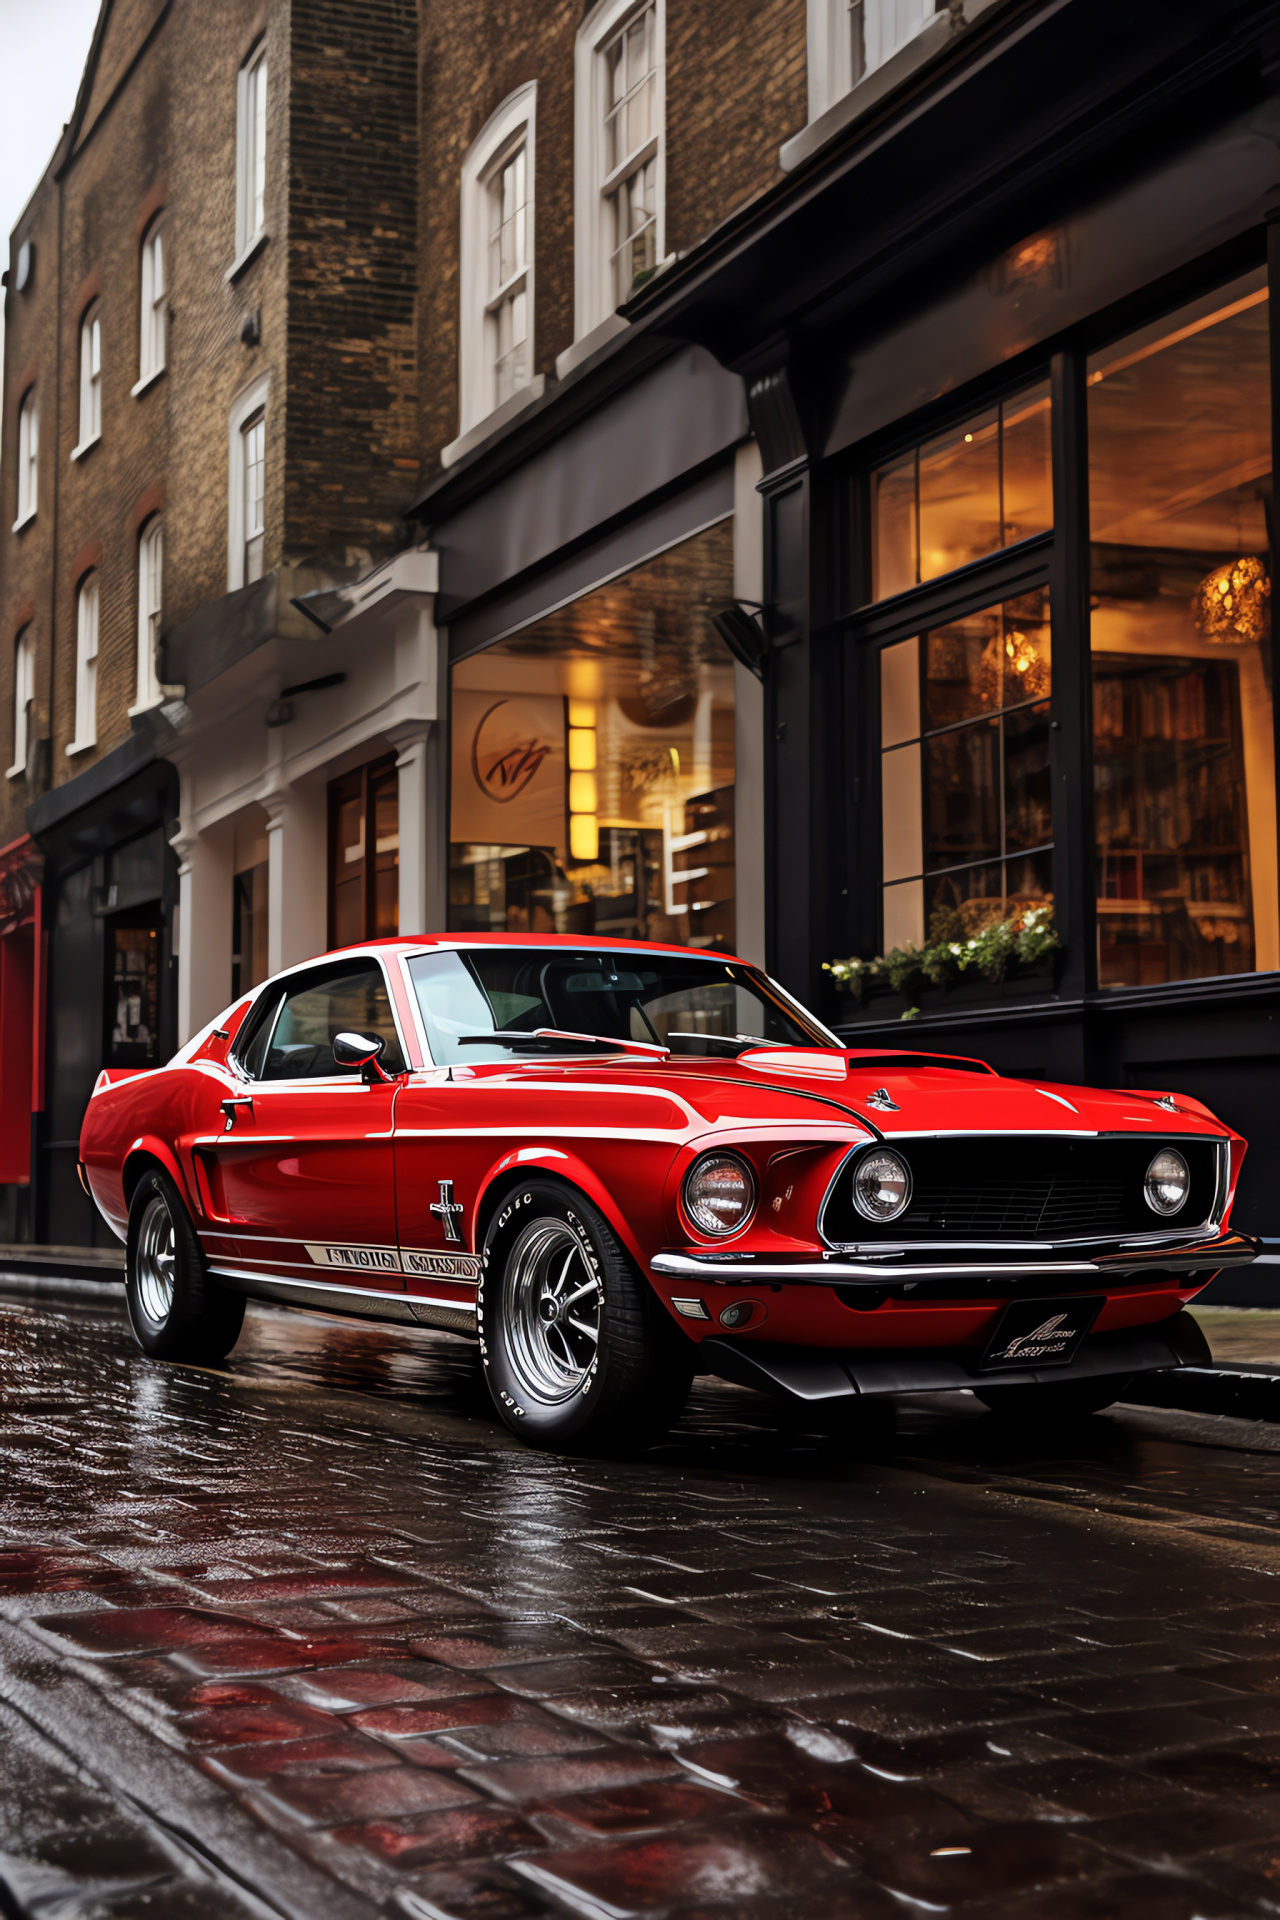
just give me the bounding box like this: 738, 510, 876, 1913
237, 960, 405, 1081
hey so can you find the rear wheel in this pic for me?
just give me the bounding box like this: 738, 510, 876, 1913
479, 1181, 693, 1452
974, 1374, 1132, 1420
125, 1168, 245, 1364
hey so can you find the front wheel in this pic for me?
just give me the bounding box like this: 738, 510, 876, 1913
479, 1182, 692, 1452
125, 1168, 245, 1364
974, 1374, 1132, 1420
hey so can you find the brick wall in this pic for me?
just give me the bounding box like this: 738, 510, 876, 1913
414, 0, 807, 474
285, 0, 420, 572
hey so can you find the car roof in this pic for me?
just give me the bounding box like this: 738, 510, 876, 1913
331, 933, 750, 964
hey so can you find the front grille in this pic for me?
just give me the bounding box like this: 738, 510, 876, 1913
907, 1179, 1130, 1238
821, 1135, 1221, 1246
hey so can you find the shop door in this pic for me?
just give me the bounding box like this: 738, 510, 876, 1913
213, 958, 404, 1286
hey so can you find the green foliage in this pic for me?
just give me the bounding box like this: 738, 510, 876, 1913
824, 905, 1059, 1019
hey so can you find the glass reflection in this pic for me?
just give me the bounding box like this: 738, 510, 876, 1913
873, 381, 1052, 599
1088, 270, 1277, 987
879, 588, 1053, 949
449, 524, 737, 950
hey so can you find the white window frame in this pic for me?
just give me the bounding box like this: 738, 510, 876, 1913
227, 375, 270, 591
73, 304, 102, 458
13, 389, 38, 530
458, 83, 537, 438
7, 626, 34, 780
134, 218, 167, 394
234, 41, 269, 263
806, 0, 940, 121
574, 0, 665, 343
132, 517, 164, 714
69, 574, 99, 756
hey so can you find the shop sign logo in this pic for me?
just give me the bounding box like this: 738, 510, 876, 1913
472, 699, 554, 804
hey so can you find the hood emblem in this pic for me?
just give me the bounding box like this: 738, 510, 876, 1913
430, 1179, 465, 1244
866, 1087, 899, 1112
1152, 1094, 1181, 1113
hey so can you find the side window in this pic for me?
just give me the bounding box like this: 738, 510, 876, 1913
254, 961, 405, 1081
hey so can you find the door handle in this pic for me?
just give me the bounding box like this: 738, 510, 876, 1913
220, 1096, 254, 1131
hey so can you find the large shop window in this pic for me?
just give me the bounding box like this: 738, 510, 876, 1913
879, 590, 1053, 951
1088, 270, 1277, 987
449, 522, 736, 949
328, 757, 399, 948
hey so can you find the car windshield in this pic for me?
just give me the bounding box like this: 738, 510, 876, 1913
406, 948, 837, 1065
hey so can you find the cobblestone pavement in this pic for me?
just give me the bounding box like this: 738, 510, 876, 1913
3, 1290, 1280, 1919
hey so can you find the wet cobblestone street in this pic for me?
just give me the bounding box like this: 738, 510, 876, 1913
3, 1287, 1280, 1918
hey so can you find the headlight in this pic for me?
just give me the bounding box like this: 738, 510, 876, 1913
683, 1152, 757, 1236
1145, 1148, 1189, 1217
852, 1149, 912, 1223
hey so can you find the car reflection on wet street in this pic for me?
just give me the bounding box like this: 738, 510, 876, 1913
2, 1287, 1280, 1918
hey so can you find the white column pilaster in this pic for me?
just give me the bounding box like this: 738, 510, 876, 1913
262, 782, 327, 974
388, 721, 433, 937
169, 817, 234, 1045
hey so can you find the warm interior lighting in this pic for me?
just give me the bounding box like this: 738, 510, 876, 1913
1193, 556, 1270, 645
567, 699, 598, 861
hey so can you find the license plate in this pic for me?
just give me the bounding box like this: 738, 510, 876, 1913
979, 1296, 1104, 1372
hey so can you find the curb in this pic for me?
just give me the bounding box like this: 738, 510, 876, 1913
1127, 1367, 1280, 1423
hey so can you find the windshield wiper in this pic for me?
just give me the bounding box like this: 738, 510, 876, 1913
666, 1031, 788, 1056
453, 1029, 668, 1059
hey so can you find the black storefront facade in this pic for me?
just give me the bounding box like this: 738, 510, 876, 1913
417, 0, 1280, 1294
26, 737, 179, 1246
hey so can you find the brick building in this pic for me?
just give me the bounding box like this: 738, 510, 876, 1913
1, 0, 421, 1241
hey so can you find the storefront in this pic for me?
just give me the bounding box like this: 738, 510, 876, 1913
616, 0, 1280, 1285
27, 744, 178, 1245
448, 522, 737, 951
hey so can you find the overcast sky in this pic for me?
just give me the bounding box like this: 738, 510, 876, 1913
1, 0, 101, 245
1, 0, 103, 417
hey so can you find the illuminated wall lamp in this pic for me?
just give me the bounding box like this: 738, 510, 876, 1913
567, 698, 598, 861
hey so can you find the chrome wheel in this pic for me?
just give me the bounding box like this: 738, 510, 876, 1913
135, 1194, 176, 1324
501, 1217, 602, 1404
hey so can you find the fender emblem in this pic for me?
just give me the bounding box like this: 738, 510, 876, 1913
430, 1179, 465, 1244
866, 1087, 899, 1112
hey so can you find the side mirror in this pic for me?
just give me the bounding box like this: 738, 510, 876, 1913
333, 1030, 393, 1084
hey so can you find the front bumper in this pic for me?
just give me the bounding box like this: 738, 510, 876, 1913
698, 1308, 1212, 1404
652, 1228, 1258, 1290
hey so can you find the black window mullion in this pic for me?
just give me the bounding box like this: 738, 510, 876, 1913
1048, 348, 1094, 999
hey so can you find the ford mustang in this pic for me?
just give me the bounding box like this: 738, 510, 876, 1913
78, 935, 1255, 1449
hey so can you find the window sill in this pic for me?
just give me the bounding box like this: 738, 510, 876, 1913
226, 230, 269, 284
70, 433, 100, 463
131, 366, 166, 399
780, 0, 1014, 174
65, 737, 96, 758
442, 375, 547, 470
555, 311, 629, 382
10, 510, 36, 535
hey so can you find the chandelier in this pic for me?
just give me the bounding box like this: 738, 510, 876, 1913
1193, 556, 1270, 644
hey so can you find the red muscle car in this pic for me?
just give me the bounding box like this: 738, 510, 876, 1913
79, 934, 1255, 1449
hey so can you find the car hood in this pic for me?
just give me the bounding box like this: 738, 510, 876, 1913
485, 1051, 1233, 1141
